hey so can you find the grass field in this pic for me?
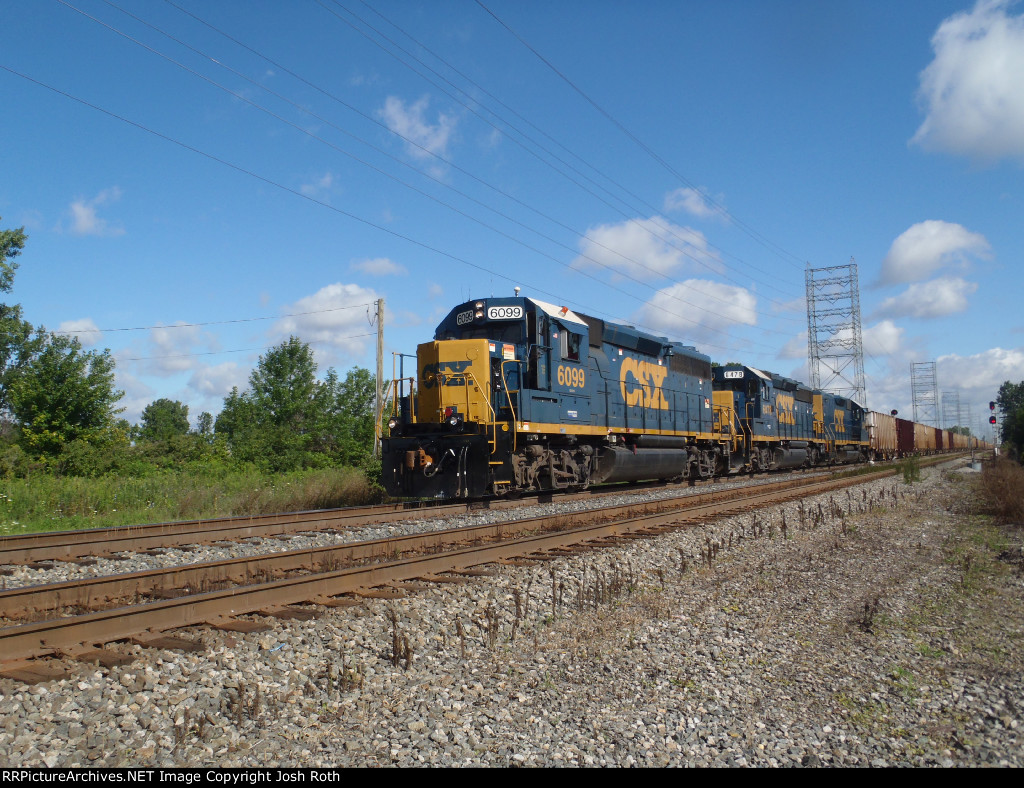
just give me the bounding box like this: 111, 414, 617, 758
0, 466, 384, 535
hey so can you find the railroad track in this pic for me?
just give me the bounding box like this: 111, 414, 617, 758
0, 462, 897, 566
0, 466, 903, 678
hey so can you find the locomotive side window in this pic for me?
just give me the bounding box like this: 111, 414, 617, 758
561, 331, 581, 361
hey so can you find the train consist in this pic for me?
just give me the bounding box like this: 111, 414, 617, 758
381, 297, 988, 498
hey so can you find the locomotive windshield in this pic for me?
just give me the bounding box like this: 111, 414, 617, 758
448, 323, 524, 344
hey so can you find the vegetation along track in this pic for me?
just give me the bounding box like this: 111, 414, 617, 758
0, 467, 902, 672
0, 459, 933, 566
0, 480, 728, 565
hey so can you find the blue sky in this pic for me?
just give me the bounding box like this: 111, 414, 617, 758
3, 0, 1022, 437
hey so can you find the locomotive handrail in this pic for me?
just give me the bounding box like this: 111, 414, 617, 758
460, 370, 501, 457
427, 371, 501, 455
500, 359, 520, 454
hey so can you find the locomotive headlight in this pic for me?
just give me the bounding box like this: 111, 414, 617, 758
475, 310, 483, 318
475, 301, 484, 308
387, 416, 399, 430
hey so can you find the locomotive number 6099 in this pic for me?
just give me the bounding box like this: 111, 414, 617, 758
557, 365, 585, 389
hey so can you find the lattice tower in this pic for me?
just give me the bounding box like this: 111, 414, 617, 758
805, 259, 867, 406
941, 390, 961, 430
911, 361, 939, 427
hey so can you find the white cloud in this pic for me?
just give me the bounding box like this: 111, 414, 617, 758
879, 220, 990, 285
349, 257, 407, 276
300, 172, 335, 200
58, 318, 102, 348
379, 95, 457, 161
862, 320, 905, 356
779, 330, 807, 360
773, 295, 806, 314
188, 362, 247, 399
272, 282, 380, 365
145, 323, 206, 376
801, 320, 904, 374
663, 187, 728, 221
873, 277, 978, 320
112, 370, 155, 425
635, 279, 756, 340
938, 346, 1024, 394
573, 216, 722, 281
67, 187, 124, 237
912, 0, 1024, 161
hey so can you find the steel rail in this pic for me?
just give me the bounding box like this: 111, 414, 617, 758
0, 469, 876, 619
0, 462, 887, 565
0, 456, 956, 566
0, 468, 898, 663
0, 498, 519, 565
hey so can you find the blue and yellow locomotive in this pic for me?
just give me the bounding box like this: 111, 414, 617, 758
381, 296, 868, 498
711, 365, 866, 472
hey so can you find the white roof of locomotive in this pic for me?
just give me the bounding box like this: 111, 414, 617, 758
528, 298, 589, 328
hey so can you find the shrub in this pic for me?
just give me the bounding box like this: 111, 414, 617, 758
979, 458, 1024, 526
898, 455, 922, 484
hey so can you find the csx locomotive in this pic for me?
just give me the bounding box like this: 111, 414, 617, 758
381, 296, 871, 498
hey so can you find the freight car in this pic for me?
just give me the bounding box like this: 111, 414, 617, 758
381, 296, 878, 499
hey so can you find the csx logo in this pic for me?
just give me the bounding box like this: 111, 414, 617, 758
421, 361, 472, 388
775, 393, 796, 425
835, 410, 846, 433
620, 358, 669, 410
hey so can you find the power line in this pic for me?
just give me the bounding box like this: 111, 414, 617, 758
152, 0, 802, 323
15, 8, 790, 353
53, 302, 374, 335
65, 0, 789, 336
312, 0, 805, 314
350, 0, 804, 304
117, 332, 376, 362
474, 0, 808, 271
0, 64, 771, 354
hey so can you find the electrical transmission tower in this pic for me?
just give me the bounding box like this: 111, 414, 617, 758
911, 362, 939, 426
805, 259, 867, 405
941, 390, 961, 429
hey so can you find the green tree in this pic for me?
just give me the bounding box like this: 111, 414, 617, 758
0, 219, 45, 421
138, 398, 190, 442
9, 333, 124, 461
0, 218, 26, 294
215, 339, 379, 471
216, 338, 323, 470
334, 366, 377, 463
249, 336, 319, 432
997, 380, 1024, 456
194, 411, 213, 438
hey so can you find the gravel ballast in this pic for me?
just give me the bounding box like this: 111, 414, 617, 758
1, 461, 1021, 767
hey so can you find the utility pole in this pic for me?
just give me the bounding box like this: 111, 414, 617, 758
374, 297, 384, 457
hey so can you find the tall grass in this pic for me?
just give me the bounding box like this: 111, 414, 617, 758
0, 466, 384, 535
978, 458, 1024, 526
